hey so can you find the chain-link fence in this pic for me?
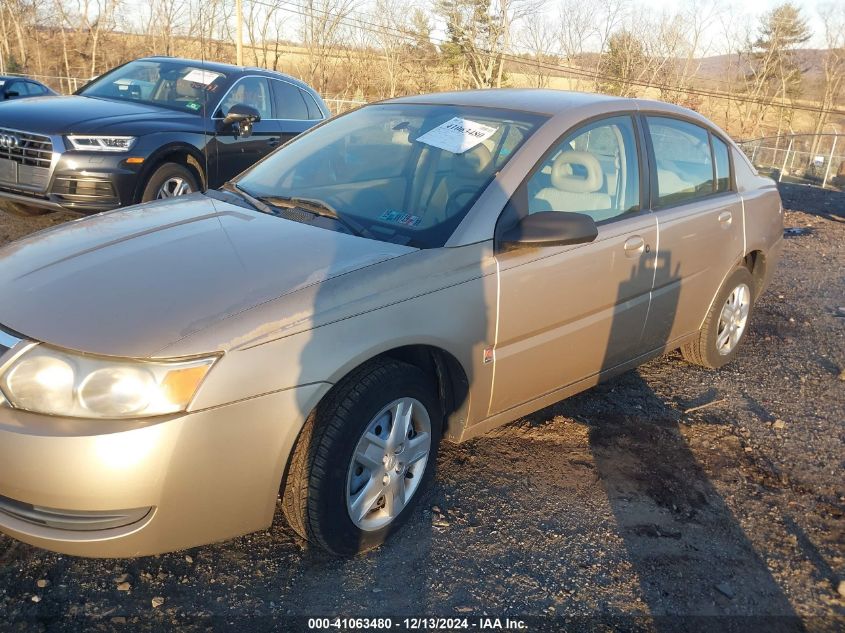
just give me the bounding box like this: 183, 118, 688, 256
739, 134, 845, 191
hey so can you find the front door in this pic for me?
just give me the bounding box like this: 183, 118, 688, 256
211, 76, 282, 185
489, 115, 656, 416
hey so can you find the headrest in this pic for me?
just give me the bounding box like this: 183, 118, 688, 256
454, 144, 493, 178
551, 151, 603, 193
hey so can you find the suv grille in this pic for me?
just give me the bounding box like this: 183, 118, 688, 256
0, 127, 53, 169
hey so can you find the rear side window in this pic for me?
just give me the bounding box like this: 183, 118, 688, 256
272, 80, 308, 120
301, 90, 324, 119
647, 116, 714, 206
712, 135, 731, 192
27, 82, 46, 95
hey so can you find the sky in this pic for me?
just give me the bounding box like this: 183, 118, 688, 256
640, 0, 830, 50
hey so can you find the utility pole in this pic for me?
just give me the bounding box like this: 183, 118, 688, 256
236, 0, 244, 66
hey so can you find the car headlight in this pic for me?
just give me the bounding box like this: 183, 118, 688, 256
66, 135, 136, 152
0, 345, 217, 419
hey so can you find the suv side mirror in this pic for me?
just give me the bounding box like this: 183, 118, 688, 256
5, 91, 19, 99
500, 211, 598, 249
223, 103, 261, 138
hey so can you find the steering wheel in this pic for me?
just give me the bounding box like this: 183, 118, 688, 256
445, 186, 481, 219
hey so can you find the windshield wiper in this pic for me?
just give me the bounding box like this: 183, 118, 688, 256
221, 184, 374, 240
220, 181, 279, 216
258, 195, 375, 240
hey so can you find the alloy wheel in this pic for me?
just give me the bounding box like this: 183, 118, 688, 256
156, 177, 193, 199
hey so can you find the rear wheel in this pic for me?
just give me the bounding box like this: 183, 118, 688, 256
140, 162, 199, 203
682, 266, 754, 369
282, 358, 441, 555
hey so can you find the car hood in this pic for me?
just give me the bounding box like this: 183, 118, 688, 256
0, 195, 416, 357
0, 95, 202, 135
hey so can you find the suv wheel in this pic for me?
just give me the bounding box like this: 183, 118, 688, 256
282, 358, 441, 555
682, 266, 755, 369
141, 162, 199, 202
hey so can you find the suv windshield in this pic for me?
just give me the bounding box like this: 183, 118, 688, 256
80, 60, 228, 114
235, 103, 546, 248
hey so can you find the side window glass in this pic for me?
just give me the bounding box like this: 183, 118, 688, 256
220, 77, 272, 119
8, 81, 27, 96
712, 135, 731, 193
526, 115, 640, 223
300, 89, 323, 119
647, 116, 714, 205
272, 80, 308, 120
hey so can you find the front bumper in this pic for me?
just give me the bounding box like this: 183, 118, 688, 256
0, 384, 323, 557
0, 150, 143, 213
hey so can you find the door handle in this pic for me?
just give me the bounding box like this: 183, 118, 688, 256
623, 235, 645, 258
718, 210, 732, 226
267, 137, 280, 147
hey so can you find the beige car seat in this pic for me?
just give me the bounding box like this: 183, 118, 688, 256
534, 151, 614, 219
421, 144, 494, 226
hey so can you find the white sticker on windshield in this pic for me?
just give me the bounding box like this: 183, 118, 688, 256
183, 69, 223, 86
0, 80, 5, 86
415, 117, 498, 154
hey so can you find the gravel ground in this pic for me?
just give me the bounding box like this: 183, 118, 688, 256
0, 187, 843, 632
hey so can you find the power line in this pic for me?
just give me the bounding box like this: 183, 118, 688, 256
243, 0, 845, 118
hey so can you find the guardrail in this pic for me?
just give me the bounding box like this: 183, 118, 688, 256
738, 133, 844, 191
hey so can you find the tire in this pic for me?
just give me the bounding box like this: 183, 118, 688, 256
140, 162, 199, 203
0, 201, 53, 217
282, 357, 442, 555
682, 266, 755, 369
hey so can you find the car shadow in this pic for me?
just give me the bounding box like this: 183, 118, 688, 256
559, 244, 804, 631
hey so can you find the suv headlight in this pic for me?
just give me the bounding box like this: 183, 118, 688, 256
0, 345, 217, 419
66, 135, 136, 152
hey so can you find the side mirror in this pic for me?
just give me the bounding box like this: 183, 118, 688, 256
500, 211, 598, 249
5, 91, 19, 99
223, 103, 261, 138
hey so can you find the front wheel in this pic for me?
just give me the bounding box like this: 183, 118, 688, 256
682, 266, 755, 369
140, 162, 199, 203
282, 358, 441, 555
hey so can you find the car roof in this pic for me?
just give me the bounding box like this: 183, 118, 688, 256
382, 88, 706, 121
138, 57, 314, 92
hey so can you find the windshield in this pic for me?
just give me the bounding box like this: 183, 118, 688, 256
235, 103, 546, 248
80, 60, 227, 114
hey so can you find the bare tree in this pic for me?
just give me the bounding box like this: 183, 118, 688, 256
809, 2, 845, 155
516, 12, 558, 88
437, 0, 538, 89
299, 0, 359, 94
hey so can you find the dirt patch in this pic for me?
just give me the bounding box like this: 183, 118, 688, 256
0, 196, 843, 631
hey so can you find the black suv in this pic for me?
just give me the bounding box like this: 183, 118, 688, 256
0, 57, 328, 214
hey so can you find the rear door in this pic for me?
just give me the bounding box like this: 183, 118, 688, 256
270, 79, 321, 143
489, 114, 657, 416
640, 115, 744, 351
